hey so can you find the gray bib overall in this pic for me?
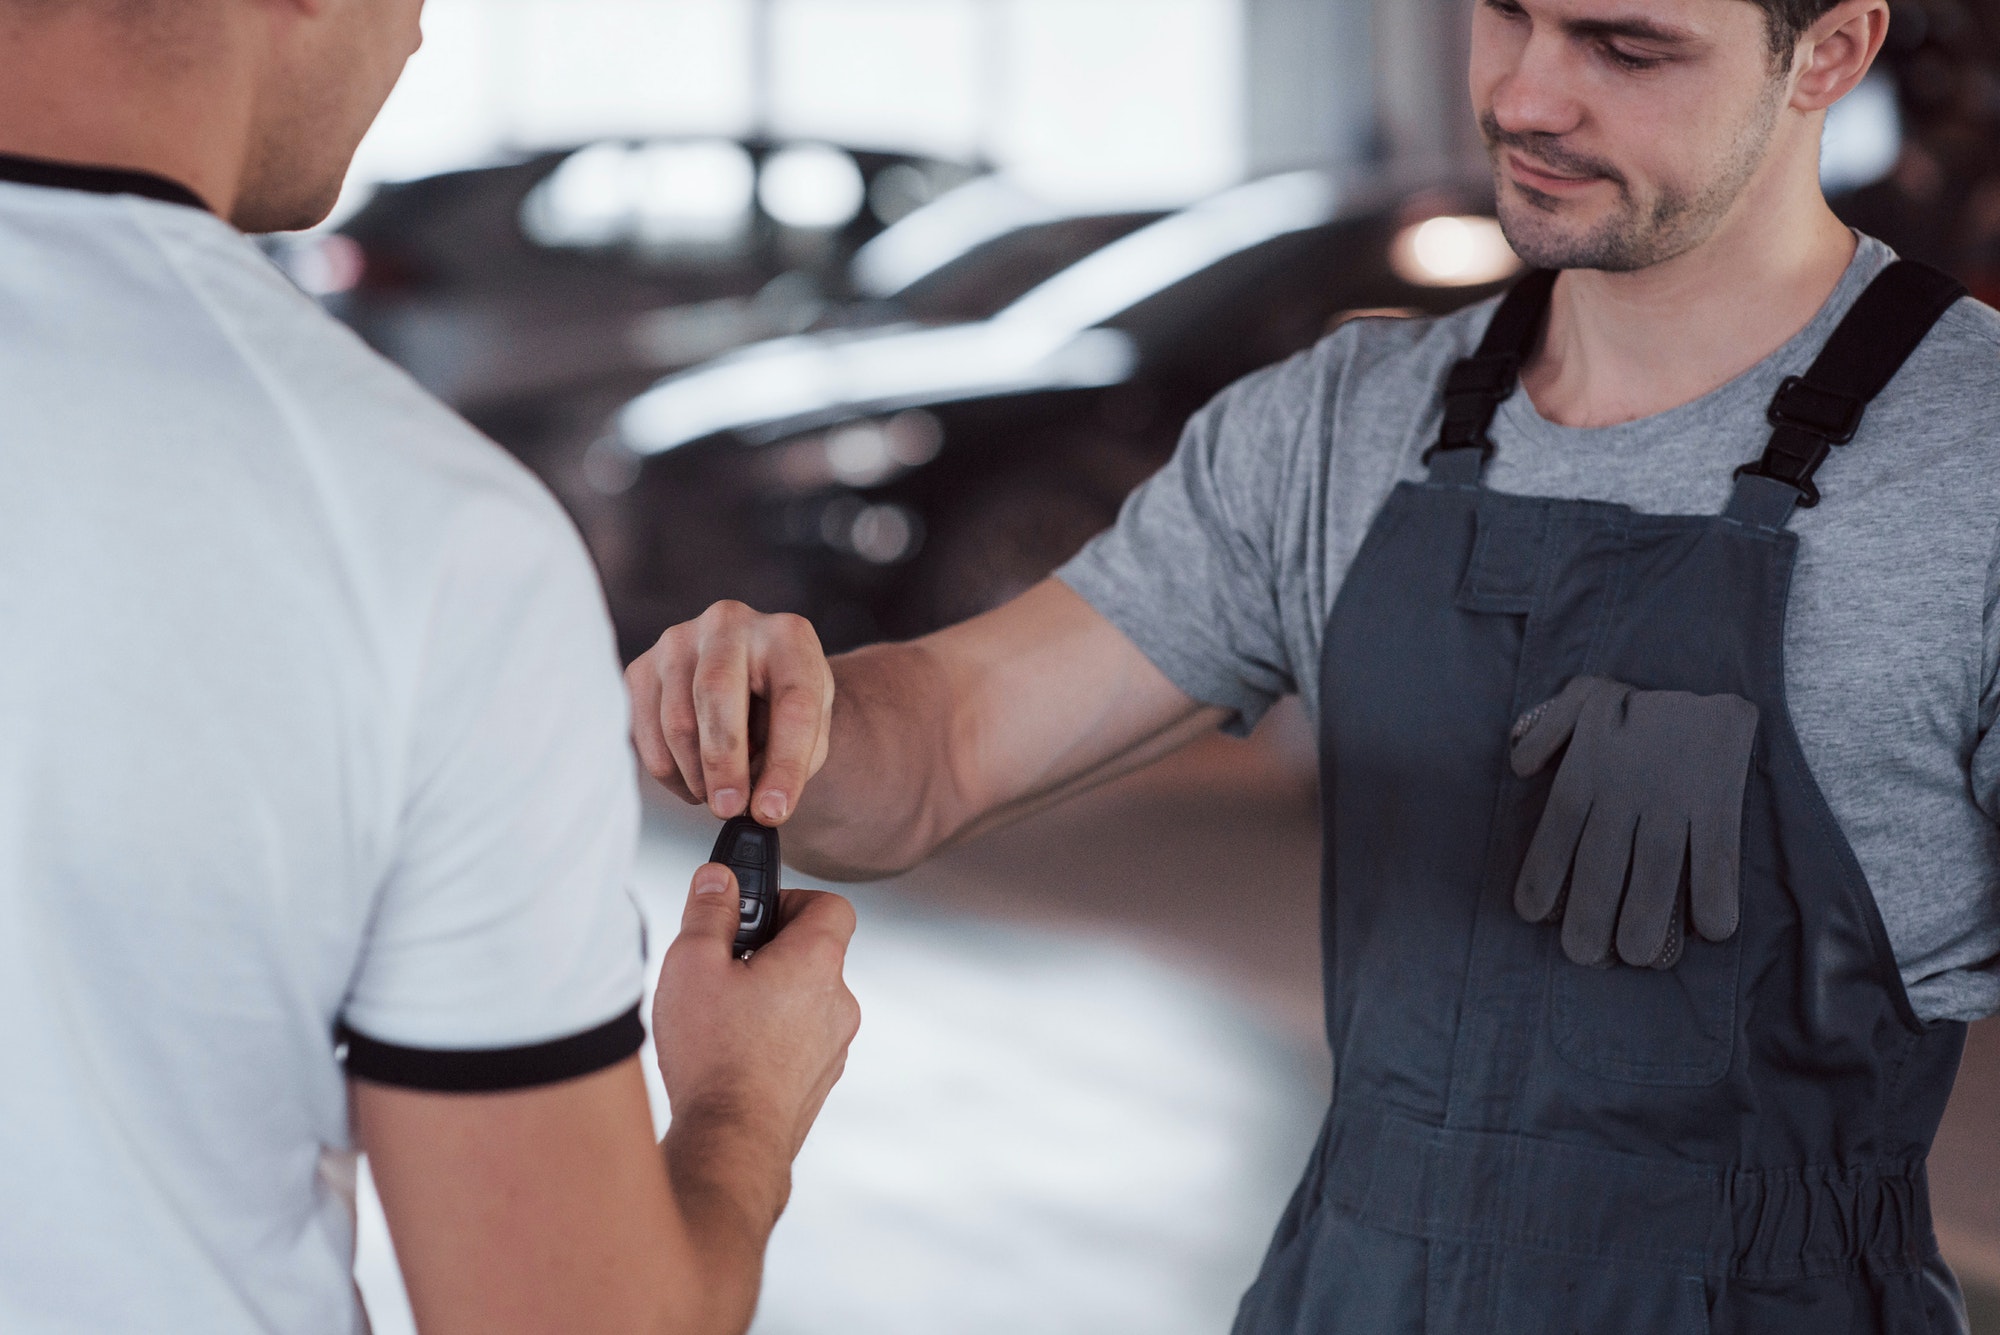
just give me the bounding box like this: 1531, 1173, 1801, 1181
1233, 263, 1974, 1333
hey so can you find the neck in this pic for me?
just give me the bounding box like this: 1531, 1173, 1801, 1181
0, 7, 253, 217
1521, 141, 1857, 429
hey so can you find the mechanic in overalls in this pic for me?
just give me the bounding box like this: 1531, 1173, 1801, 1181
630, 0, 2000, 1327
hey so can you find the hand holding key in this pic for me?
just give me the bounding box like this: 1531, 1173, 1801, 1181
653, 860, 860, 1168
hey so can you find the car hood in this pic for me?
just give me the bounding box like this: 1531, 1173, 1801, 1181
617, 320, 1138, 455
616, 170, 1341, 456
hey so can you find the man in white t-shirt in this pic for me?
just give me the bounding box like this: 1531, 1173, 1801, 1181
0, 2, 858, 1332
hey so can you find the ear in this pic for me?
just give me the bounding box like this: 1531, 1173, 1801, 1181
1789, 0, 1891, 113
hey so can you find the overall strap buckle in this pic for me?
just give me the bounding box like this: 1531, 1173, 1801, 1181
1429, 353, 1522, 460
1426, 270, 1557, 478
1766, 375, 1865, 444
1730, 261, 1965, 521
1734, 377, 1866, 509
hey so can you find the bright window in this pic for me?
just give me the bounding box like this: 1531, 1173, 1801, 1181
341, 0, 1246, 220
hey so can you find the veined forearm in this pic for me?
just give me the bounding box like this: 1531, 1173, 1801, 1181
784, 640, 973, 880
629, 582, 1210, 881
782, 587, 1222, 879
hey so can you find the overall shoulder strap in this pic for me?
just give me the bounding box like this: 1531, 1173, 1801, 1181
1726, 259, 1966, 527
1426, 269, 1559, 485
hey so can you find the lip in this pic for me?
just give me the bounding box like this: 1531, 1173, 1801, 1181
1506, 151, 1603, 194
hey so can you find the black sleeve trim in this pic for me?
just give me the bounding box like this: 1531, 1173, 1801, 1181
336, 1005, 645, 1093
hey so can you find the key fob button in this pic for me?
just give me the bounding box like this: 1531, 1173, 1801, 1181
710, 815, 781, 954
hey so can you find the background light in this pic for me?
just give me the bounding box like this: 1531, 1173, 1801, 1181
847, 502, 923, 564
523, 140, 757, 248
760, 144, 869, 230
632, 140, 759, 243
268, 234, 367, 296
1821, 72, 1903, 195
1388, 215, 1521, 288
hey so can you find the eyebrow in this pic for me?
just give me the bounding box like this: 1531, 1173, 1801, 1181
1559, 15, 1702, 45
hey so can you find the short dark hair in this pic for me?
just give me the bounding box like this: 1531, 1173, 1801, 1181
1746, 0, 1846, 64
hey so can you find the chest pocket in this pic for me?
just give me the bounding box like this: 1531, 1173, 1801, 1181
1461, 502, 1744, 1089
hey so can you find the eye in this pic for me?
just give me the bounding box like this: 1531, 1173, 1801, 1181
1483, 0, 1529, 20
1601, 42, 1668, 72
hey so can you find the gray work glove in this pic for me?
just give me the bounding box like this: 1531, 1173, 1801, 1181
1510, 677, 1760, 970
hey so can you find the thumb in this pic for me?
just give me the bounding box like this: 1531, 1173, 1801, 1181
1511, 676, 1607, 778
679, 863, 744, 947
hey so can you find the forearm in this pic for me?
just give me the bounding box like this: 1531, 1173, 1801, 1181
636, 581, 1214, 880
785, 638, 972, 880
658, 1109, 795, 1335
784, 624, 1220, 881
782, 582, 1223, 879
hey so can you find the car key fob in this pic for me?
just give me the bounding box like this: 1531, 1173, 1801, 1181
710, 815, 781, 956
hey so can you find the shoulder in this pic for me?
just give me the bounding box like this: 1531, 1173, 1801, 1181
1882, 288, 2000, 450
1932, 293, 2000, 365
1202, 298, 1496, 434
130, 203, 583, 563
1849, 235, 2000, 427
1319, 299, 1498, 379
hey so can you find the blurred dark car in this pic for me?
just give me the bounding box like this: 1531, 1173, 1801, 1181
272, 137, 980, 425
590, 172, 1524, 655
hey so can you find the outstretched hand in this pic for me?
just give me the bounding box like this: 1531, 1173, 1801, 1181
627, 602, 836, 827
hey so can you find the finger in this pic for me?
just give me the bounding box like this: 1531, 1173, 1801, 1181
692, 617, 754, 820
812, 658, 835, 779
766, 887, 859, 951
654, 769, 699, 806
1719, 694, 1761, 755
652, 632, 709, 805
1617, 815, 1689, 969
747, 617, 832, 825
1510, 676, 1606, 778
1560, 805, 1636, 968
626, 655, 675, 783
1689, 695, 1756, 942
676, 864, 744, 949
1514, 765, 1591, 924
1689, 802, 1744, 942
749, 684, 825, 824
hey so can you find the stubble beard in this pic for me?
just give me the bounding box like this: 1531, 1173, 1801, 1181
1480, 81, 1785, 274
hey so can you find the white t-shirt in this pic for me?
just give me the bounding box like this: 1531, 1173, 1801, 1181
0, 161, 647, 1333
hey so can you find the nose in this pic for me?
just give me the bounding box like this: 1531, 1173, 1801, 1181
1488, 34, 1584, 140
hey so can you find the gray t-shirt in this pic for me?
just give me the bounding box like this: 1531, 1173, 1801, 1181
1060, 235, 2000, 1025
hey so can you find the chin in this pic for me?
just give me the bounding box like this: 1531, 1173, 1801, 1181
231, 183, 343, 236
1495, 208, 1594, 273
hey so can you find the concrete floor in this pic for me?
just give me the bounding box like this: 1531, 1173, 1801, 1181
357, 700, 2000, 1331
